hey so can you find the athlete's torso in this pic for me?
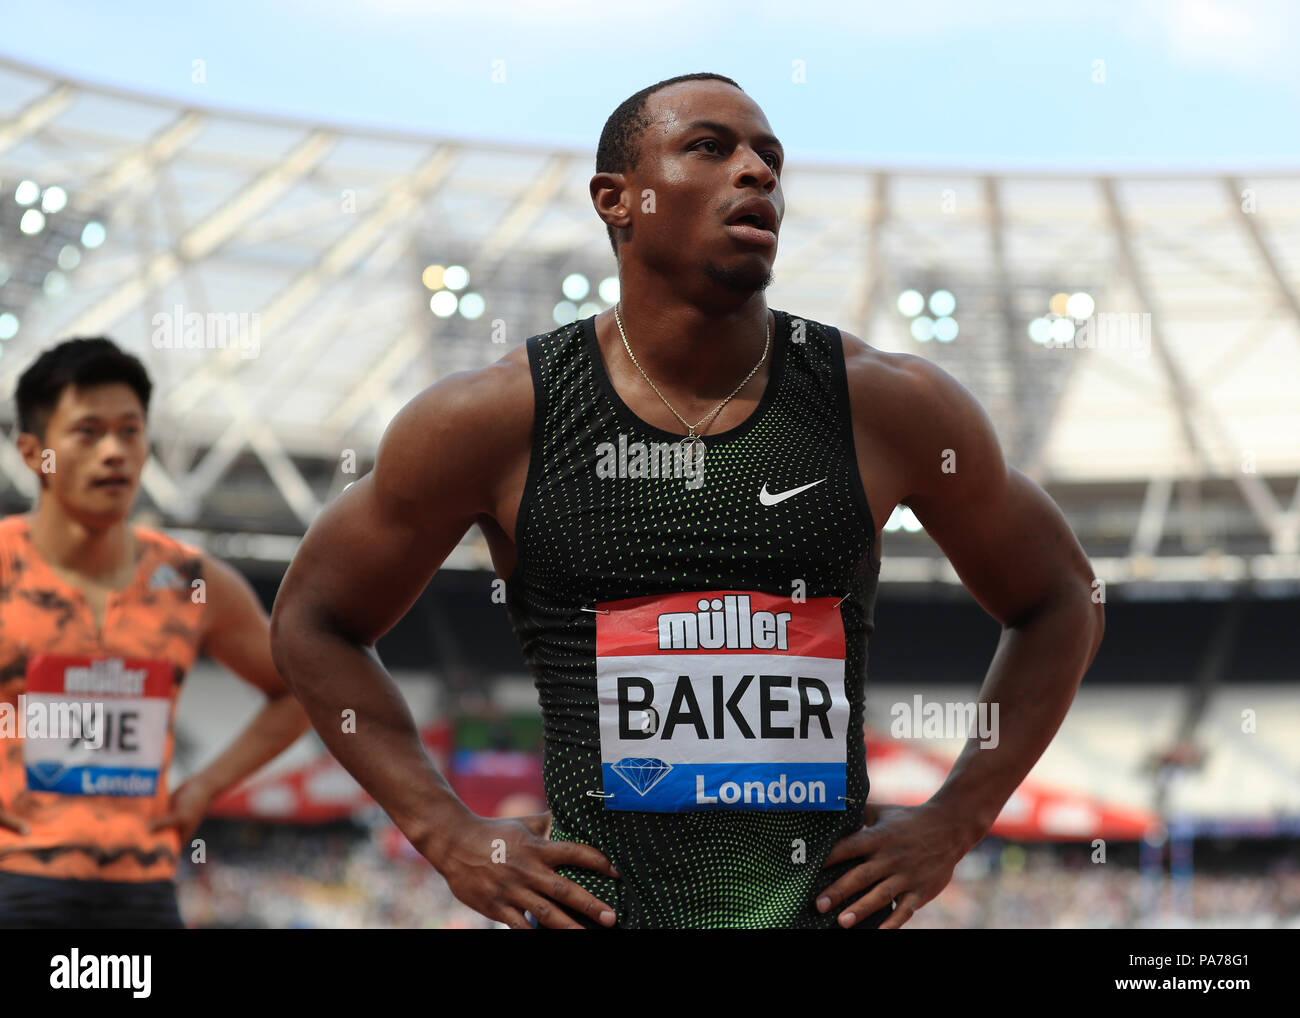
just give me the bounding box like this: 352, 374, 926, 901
0, 514, 206, 882
502, 309, 884, 928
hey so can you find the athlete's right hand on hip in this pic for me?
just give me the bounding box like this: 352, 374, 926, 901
427, 810, 618, 929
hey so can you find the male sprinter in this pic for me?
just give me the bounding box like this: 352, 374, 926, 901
270, 73, 1104, 929
0, 337, 310, 928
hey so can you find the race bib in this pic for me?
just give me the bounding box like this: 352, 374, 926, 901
596, 590, 849, 812
22, 654, 174, 797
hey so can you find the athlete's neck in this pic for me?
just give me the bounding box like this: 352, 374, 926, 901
607, 289, 773, 399
27, 501, 136, 583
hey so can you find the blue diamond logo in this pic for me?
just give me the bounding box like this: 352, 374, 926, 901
611, 757, 673, 796
28, 761, 68, 787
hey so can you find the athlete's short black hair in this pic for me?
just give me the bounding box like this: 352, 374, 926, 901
596, 72, 744, 258
15, 337, 152, 440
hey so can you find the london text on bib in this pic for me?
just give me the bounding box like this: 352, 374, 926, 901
22, 654, 174, 797
596, 590, 849, 812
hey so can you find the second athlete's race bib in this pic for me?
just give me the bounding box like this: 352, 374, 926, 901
596, 590, 849, 812
22, 654, 174, 797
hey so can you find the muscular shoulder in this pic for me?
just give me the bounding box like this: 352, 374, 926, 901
372, 343, 534, 523
838, 330, 919, 419
836, 329, 937, 461
838, 329, 1004, 504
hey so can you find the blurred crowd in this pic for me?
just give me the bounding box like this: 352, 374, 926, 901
175, 821, 1300, 929
907, 848, 1300, 928
177, 821, 494, 929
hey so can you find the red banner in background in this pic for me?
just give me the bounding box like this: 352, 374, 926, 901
208, 720, 455, 823
209, 721, 545, 827
863, 731, 1158, 840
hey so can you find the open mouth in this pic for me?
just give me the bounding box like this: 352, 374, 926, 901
723, 199, 778, 247
92, 478, 130, 491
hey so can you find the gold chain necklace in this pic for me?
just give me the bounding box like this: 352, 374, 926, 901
613, 302, 769, 460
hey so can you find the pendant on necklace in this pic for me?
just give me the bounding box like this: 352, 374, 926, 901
679, 433, 706, 463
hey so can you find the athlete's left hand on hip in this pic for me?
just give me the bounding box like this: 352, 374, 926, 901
149, 778, 216, 847
817, 801, 969, 928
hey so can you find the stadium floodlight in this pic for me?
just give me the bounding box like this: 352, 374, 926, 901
0, 313, 18, 340
929, 289, 956, 316
41, 186, 68, 213
897, 289, 924, 317
421, 265, 444, 289
562, 273, 589, 300
14, 180, 39, 205
20, 209, 45, 235
578, 302, 601, 319
57, 245, 81, 270
81, 221, 106, 248
552, 300, 578, 325
598, 276, 620, 303
457, 293, 485, 319
1048, 292, 1069, 316
1050, 317, 1076, 344
1066, 291, 1095, 319
934, 316, 959, 342
442, 265, 469, 290
1028, 317, 1052, 344
910, 315, 934, 341
430, 290, 457, 317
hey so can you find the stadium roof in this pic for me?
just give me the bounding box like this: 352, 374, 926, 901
1, 53, 1297, 587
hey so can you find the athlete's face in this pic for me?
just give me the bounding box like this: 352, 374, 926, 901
20, 383, 148, 525
620, 81, 785, 293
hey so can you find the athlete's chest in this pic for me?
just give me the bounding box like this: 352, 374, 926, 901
522, 417, 874, 597
47, 570, 116, 633
0, 570, 202, 686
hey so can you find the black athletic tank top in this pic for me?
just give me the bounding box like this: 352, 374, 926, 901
504, 308, 882, 928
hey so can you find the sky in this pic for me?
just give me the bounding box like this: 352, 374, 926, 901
2, 0, 1298, 170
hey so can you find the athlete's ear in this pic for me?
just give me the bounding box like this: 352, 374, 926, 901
590, 171, 631, 233
15, 431, 43, 477
15, 432, 51, 492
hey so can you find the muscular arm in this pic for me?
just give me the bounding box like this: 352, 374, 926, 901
272, 349, 620, 930
853, 341, 1105, 847
268, 352, 530, 861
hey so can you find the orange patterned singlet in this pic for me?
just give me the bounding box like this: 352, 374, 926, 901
0, 514, 206, 882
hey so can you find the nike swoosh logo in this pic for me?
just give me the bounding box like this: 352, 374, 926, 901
759, 478, 827, 506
